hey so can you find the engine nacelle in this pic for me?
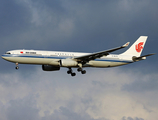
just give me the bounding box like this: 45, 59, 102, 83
42, 65, 60, 71
60, 59, 78, 67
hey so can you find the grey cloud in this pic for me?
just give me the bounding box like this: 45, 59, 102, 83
42, 107, 108, 120
6, 98, 39, 120
1, 0, 158, 56
122, 116, 144, 120
0, 0, 31, 37
122, 75, 158, 92
0, 68, 158, 120
6, 101, 108, 120
1, 0, 158, 50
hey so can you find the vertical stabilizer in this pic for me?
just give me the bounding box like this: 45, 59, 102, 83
121, 36, 148, 57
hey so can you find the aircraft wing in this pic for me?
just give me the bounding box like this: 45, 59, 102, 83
74, 42, 130, 63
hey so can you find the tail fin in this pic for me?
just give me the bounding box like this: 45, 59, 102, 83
121, 36, 148, 57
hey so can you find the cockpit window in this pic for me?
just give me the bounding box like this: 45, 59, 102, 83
5, 52, 11, 54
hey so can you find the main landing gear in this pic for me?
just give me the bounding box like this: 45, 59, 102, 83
77, 67, 86, 74
67, 67, 86, 77
67, 68, 76, 76
15, 63, 19, 70
77, 63, 86, 74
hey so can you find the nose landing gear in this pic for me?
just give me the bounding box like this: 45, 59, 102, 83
15, 63, 19, 70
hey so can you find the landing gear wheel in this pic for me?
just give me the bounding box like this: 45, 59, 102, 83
81, 70, 86, 74
67, 70, 72, 74
15, 66, 19, 70
71, 73, 76, 76
77, 67, 82, 72
67, 68, 76, 76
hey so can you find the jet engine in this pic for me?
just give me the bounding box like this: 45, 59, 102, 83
60, 59, 78, 67
42, 65, 60, 71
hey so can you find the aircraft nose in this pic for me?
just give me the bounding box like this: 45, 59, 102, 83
1, 54, 8, 60
1, 54, 15, 62
1, 54, 6, 59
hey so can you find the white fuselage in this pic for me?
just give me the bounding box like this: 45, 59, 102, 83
2, 49, 133, 68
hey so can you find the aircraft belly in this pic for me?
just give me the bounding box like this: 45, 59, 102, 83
89, 61, 128, 68
4, 57, 59, 65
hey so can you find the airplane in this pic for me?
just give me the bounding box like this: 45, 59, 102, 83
1, 36, 155, 76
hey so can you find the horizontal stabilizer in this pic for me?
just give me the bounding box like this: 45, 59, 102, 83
132, 53, 156, 61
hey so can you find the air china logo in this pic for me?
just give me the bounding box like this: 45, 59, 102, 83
135, 42, 144, 53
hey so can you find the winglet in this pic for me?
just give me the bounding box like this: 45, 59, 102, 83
122, 42, 130, 47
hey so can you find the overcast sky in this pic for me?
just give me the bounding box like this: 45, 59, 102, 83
0, 0, 158, 120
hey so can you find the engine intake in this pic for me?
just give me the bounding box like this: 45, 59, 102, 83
42, 65, 60, 71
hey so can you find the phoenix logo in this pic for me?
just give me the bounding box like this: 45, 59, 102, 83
135, 42, 144, 53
